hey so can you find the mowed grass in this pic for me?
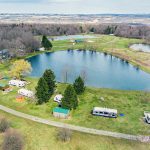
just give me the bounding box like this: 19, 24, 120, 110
0, 111, 150, 150
0, 77, 150, 135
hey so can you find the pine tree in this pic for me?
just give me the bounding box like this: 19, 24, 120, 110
42, 69, 56, 96
62, 85, 78, 110
36, 77, 50, 104
41, 35, 53, 50
73, 76, 85, 94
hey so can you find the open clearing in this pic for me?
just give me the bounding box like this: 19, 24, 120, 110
0, 111, 150, 150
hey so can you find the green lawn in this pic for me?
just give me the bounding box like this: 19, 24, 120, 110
0, 111, 149, 150
0, 77, 149, 135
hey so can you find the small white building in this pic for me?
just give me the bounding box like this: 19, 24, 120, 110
18, 89, 34, 98
54, 94, 63, 103
38, 47, 45, 51
9, 80, 26, 87
92, 107, 117, 118
144, 111, 150, 124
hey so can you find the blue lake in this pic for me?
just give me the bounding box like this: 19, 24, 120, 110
27, 50, 150, 90
130, 44, 150, 53
52, 35, 96, 41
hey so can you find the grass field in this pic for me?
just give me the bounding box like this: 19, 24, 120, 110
0, 77, 149, 135
0, 111, 150, 150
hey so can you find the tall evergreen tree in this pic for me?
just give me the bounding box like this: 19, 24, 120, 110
73, 76, 85, 94
35, 77, 49, 104
41, 35, 53, 50
42, 69, 56, 96
62, 85, 78, 110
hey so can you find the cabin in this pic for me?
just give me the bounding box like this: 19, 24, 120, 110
53, 107, 70, 119
92, 107, 117, 118
9, 80, 26, 87
144, 111, 150, 124
54, 94, 63, 103
0, 49, 10, 60
18, 89, 34, 98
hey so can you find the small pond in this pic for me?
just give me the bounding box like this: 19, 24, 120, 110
51, 35, 96, 41
130, 44, 150, 53
27, 50, 150, 90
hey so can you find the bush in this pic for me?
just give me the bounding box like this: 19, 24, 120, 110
57, 128, 72, 142
2, 130, 24, 150
0, 118, 10, 133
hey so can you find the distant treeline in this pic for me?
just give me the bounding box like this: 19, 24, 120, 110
0, 23, 150, 57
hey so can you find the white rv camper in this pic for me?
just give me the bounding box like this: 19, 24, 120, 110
9, 80, 26, 87
92, 107, 117, 118
18, 89, 34, 98
54, 94, 63, 103
144, 111, 150, 124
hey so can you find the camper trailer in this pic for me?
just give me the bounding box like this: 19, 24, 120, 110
9, 80, 26, 87
18, 89, 34, 98
54, 94, 63, 103
144, 111, 150, 124
92, 107, 117, 118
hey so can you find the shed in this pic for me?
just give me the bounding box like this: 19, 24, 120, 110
53, 107, 70, 119
75, 39, 84, 43
18, 89, 34, 98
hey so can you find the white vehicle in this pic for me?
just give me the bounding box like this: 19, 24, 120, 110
144, 111, 150, 124
9, 80, 26, 87
18, 89, 34, 98
92, 107, 117, 118
54, 94, 63, 103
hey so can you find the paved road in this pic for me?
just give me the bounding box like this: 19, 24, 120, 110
0, 105, 149, 143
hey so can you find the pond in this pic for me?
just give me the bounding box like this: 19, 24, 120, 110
130, 43, 150, 53
51, 35, 96, 41
27, 50, 150, 90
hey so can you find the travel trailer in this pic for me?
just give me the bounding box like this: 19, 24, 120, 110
144, 111, 150, 124
9, 80, 26, 87
18, 89, 34, 98
54, 94, 63, 103
92, 107, 117, 118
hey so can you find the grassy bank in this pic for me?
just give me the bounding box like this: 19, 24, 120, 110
0, 77, 149, 135
0, 111, 149, 150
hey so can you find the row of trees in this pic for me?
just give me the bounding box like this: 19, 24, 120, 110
0, 23, 150, 42
35, 69, 85, 110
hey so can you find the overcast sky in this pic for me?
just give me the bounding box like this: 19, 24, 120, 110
0, 0, 150, 14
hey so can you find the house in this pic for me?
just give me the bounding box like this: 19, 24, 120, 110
54, 94, 63, 103
18, 89, 34, 98
53, 107, 70, 119
9, 80, 26, 87
0, 49, 10, 60
92, 107, 117, 118
144, 111, 150, 124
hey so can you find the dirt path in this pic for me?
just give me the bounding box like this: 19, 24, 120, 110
0, 105, 149, 143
